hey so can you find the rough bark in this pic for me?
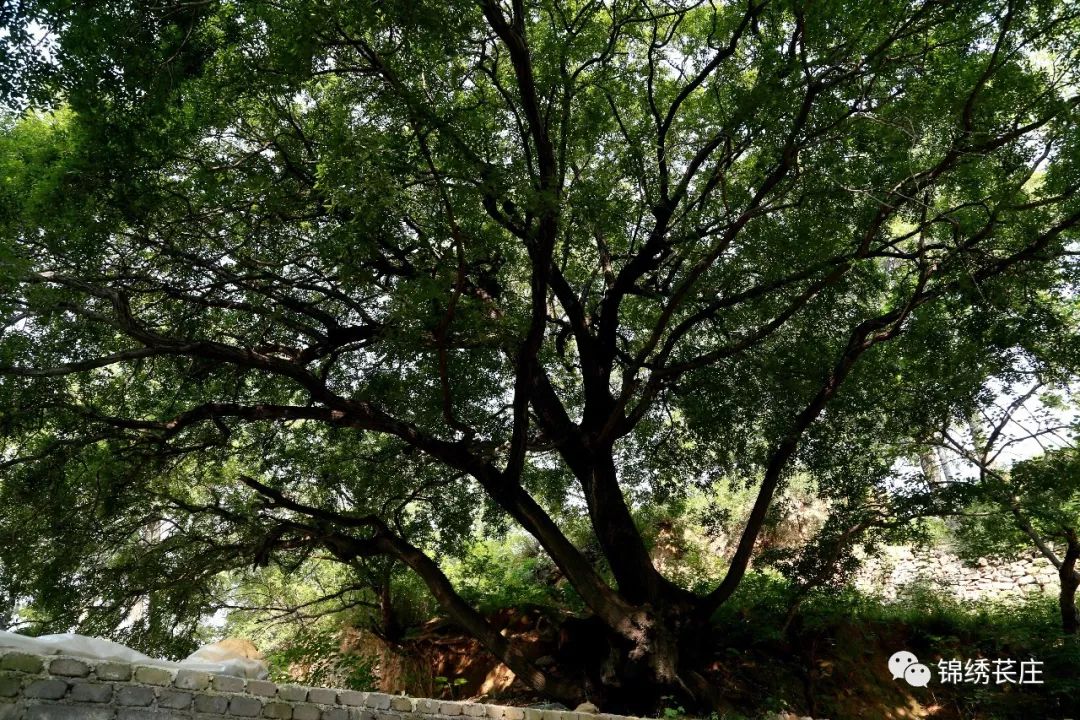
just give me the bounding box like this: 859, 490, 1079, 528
1060, 530, 1080, 635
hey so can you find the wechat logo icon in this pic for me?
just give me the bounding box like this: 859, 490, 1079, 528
889, 650, 932, 688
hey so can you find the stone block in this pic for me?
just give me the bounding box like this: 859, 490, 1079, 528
116, 684, 156, 706
308, 687, 336, 705
291, 704, 321, 720
176, 669, 212, 690
69, 680, 113, 702
195, 693, 230, 713
463, 703, 487, 717
523, 709, 543, 720
214, 674, 247, 693
159, 689, 193, 709
96, 662, 133, 681
279, 685, 308, 702
440, 701, 464, 716
0, 652, 43, 674
24, 678, 68, 699
27, 707, 113, 720
230, 694, 264, 716
390, 696, 414, 712
338, 690, 366, 706
321, 709, 349, 720
248, 679, 278, 697
262, 701, 294, 718
133, 665, 175, 686
0, 674, 19, 698
503, 708, 525, 720
365, 693, 392, 710
414, 698, 440, 714
119, 710, 189, 720
49, 657, 91, 677
348, 709, 376, 720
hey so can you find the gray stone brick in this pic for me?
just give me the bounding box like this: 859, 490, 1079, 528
133, 665, 174, 686
159, 689, 193, 709
463, 704, 486, 717
48, 657, 91, 677
248, 679, 278, 697
337, 691, 365, 706
485, 704, 506, 719
195, 693, 230, 713
175, 668, 212, 690
348, 709, 375, 720
27, 706, 113, 720
0, 674, 19, 698
291, 704, 320, 720
69, 680, 113, 702
414, 698, 439, 714
1, 652, 43, 674
503, 708, 525, 720
230, 694, 264, 716
116, 684, 156, 706
24, 678, 68, 699
0, 703, 17, 720
364, 693, 392, 710
321, 709, 348, 720
441, 702, 464, 716
119, 710, 189, 720
279, 685, 308, 702
390, 697, 414, 712
307, 687, 336, 705
213, 674, 246, 693
262, 701, 293, 718
523, 709, 543, 720
96, 662, 132, 681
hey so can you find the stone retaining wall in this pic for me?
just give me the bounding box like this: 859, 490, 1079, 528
0, 649, 640, 720
854, 546, 1059, 601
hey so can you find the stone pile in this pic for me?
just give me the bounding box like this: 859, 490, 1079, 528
855, 546, 1059, 601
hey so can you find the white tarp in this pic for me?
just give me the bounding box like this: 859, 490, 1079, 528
0, 631, 268, 679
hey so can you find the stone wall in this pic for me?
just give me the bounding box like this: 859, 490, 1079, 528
0, 649, 658, 720
854, 546, 1060, 601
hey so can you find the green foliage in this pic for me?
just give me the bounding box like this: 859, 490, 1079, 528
433, 675, 469, 700
445, 535, 561, 613
951, 442, 1080, 566
264, 625, 377, 691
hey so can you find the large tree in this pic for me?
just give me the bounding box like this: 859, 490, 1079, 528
2, 0, 1079, 709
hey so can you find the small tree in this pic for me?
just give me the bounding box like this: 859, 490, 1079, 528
925, 379, 1079, 633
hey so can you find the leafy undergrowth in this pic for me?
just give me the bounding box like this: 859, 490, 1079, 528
707, 574, 1080, 719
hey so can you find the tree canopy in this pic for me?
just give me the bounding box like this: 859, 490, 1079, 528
2, 0, 1079, 709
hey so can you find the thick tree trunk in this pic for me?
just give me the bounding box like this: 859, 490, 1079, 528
558, 601, 708, 713
581, 450, 691, 606
1060, 531, 1080, 635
